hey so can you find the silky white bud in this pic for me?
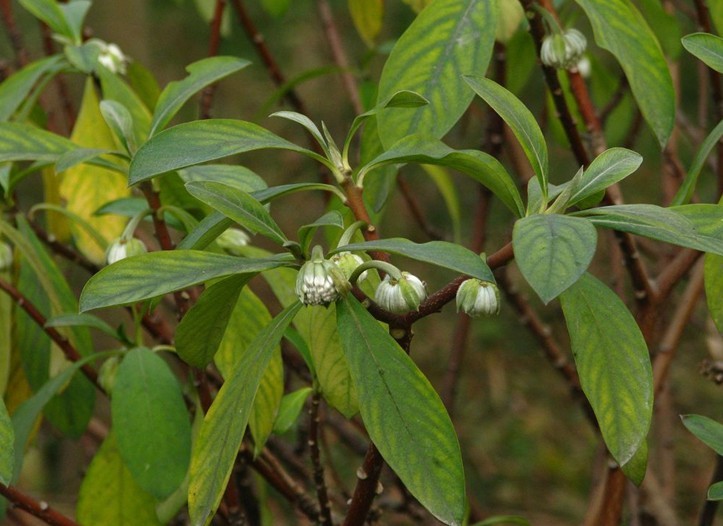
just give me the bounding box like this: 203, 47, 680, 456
456, 279, 500, 318
374, 272, 427, 314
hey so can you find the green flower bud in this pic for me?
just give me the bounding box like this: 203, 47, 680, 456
106, 237, 147, 265
374, 272, 427, 313
331, 252, 367, 283
456, 279, 500, 317
216, 227, 250, 255
540, 29, 587, 70
296, 247, 349, 306
0, 241, 12, 271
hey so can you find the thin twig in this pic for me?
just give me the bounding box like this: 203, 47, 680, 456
309, 390, 333, 525
27, 217, 100, 274
0, 276, 101, 390
38, 22, 75, 134
397, 175, 444, 241
315, 0, 363, 114
0, 0, 29, 67
199, 0, 227, 119
0, 483, 78, 526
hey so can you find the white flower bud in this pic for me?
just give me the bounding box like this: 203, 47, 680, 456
374, 272, 427, 314
98, 42, 128, 75
540, 29, 587, 70
0, 241, 12, 271
296, 248, 348, 306
456, 279, 500, 318
106, 237, 147, 265
331, 252, 367, 283
216, 228, 250, 255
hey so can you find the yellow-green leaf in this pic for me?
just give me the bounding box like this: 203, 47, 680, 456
59, 78, 129, 264
348, 0, 383, 48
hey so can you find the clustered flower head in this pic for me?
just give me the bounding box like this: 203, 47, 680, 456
374, 272, 427, 314
106, 237, 147, 265
540, 28, 587, 70
331, 251, 367, 282
456, 279, 500, 318
97, 42, 128, 75
295, 246, 349, 306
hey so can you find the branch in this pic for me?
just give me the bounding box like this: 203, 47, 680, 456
199, 0, 227, 119
0, 483, 78, 526
341, 444, 385, 526
0, 0, 29, 67
0, 276, 101, 390
397, 175, 444, 241
309, 390, 333, 525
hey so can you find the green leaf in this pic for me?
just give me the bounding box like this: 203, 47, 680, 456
377, 0, 498, 148
0, 55, 65, 122
464, 75, 548, 199
681, 414, 723, 455
76, 433, 162, 526
296, 304, 358, 418
334, 238, 495, 282
0, 122, 77, 163
0, 399, 13, 485
45, 313, 121, 341
178, 164, 266, 192
185, 181, 288, 245
709, 481, 723, 501
337, 296, 465, 525
574, 0, 675, 147
273, 387, 313, 434
176, 275, 251, 368
150, 56, 251, 136
360, 134, 524, 217
249, 347, 283, 456
11, 352, 109, 482
472, 517, 530, 526
79, 250, 293, 311
672, 120, 723, 205
19, 0, 74, 40
98, 66, 153, 147
575, 204, 723, 256
560, 273, 652, 466
705, 254, 723, 332
682, 32, 723, 73
260, 0, 291, 16
100, 100, 136, 154
129, 119, 325, 184
569, 148, 643, 207
423, 165, 462, 243
270, 111, 327, 154
512, 214, 597, 304
251, 183, 344, 204
188, 302, 302, 526
112, 348, 191, 500
297, 211, 344, 254
59, 1, 91, 43
620, 439, 648, 486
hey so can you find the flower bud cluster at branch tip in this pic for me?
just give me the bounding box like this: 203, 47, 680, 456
216, 227, 250, 255
456, 279, 500, 318
374, 272, 427, 314
296, 246, 350, 306
106, 237, 148, 265
0, 241, 12, 271
98, 42, 128, 75
540, 29, 587, 70
331, 251, 368, 282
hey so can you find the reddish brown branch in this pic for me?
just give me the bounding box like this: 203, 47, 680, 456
342, 443, 385, 526
309, 390, 333, 525
0, 276, 100, 389
0, 483, 78, 526
0, 0, 29, 67
199, 0, 227, 120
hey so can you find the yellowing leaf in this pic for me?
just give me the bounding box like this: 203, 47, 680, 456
59, 77, 129, 264
349, 0, 383, 48
41, 167, 71, 242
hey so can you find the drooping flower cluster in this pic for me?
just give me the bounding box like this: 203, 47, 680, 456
455, 279, 500, 318
106, 237, 147, 265
97, 41, 128, 75
374, 272, 427, 314
295, 246, 350, 306
540, 29, 587, 70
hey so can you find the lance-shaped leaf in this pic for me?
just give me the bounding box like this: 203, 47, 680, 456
0, 399, 13, 485
19, 0, 74, 39
189, 302, 301, 526
0, 55, 65, 121
129, 119, 326, 184
336, 296, 465, 525
513, 214, 597, 304
0, 122, 77, 163
360, 134, 524, 217
179, 164, 266, 191
574, 0, 674, 147
560, 273, 652, 467
112, 347, 191, 500
79, 250, 294, 311
333, 238, 494, 282
376, 0, 498, 147
682, 32, 723, 73
575, 204, 723, 256
681, 414, 723, 455
77, 433, 162, 526
672, 120, 723, 205
176, 275, 251, 368
150, 56, 251, 136
569, 148, 643, 207
705, 254, 723, 332
464, 75, 548, 198
185, 181, 288, 245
